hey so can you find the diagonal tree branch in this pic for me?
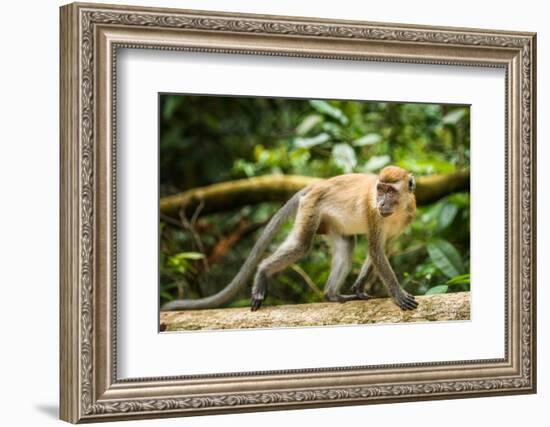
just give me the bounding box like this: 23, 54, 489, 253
160, 170, 469, 217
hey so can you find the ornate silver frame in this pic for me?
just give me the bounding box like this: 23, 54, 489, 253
60, 2, 537, 423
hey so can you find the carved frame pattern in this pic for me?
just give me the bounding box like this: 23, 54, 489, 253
60, 2, 536, 423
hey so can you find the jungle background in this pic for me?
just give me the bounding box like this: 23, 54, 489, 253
159, 95, 470, 309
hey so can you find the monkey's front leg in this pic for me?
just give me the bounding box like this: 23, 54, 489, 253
369, 245, 418, 310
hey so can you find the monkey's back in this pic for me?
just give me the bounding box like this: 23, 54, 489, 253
304, 173, 377, 236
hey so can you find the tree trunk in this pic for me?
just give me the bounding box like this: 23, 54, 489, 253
160, 170, 469, 217
160, 291, 470, 331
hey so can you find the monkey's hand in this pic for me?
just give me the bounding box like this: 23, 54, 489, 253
393, 290, 418, 310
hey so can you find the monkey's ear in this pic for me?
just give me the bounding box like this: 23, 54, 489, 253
408, 175, 416, 192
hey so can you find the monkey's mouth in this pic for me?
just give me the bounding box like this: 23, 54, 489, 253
379, 210, 393, 218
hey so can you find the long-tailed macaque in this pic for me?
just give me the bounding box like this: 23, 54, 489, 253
161, 165, 418, 312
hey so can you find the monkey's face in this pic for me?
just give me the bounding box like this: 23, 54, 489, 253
376, 182, 401, 217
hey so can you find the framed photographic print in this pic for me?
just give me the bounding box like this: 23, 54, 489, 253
60, 2, 536, 423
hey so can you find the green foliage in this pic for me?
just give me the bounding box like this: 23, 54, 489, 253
166, 252, 204, 274
159, 95, 470, 306
427, 239, 464, 279
446, 273, 471, 285
425, 285, 449, 295
331, 143, 357, 173
310, 100, 349, 125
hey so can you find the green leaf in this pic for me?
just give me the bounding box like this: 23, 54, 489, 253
446, 273, 470, 286
161, 282, 180, 290
289, 149, 311, 169
175, 252, 205, 260
396, 158, 455, 174
294, 132, 331, 148
353, 133, 381, 147
447, 192, 470, 208
309, 100, 349, 125
162, 96, 180, 121
160, 290, 175, 301
167, 257, 190, 274
233, 159, 257, 177
362, 155, 391, 172
332, 143, 357, 173
442, 108, 466, 125
425, 284, 449, 295
295, 114, 323, 136
427, 239, 465, 278
438, 203, 458, 230
321, 122, 346, 139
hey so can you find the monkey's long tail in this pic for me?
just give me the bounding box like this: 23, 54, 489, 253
161, 189, 306, 311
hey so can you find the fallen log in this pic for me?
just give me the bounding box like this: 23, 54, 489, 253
160, 291, 470, 331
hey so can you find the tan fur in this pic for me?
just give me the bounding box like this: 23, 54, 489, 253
308, 173, 376, 236
298, 170, 415, 238
167, 165, 417, 312
251, 165, 419, 311
379, 165, 410, 183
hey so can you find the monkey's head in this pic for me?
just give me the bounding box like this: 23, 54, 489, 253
376, 166, 416, 218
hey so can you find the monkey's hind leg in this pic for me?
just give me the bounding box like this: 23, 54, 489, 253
324, 234, 366, 303
251, 213, 320, 311
350, 257, 376, 300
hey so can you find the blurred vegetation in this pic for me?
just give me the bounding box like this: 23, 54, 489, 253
159, 95, 470, 308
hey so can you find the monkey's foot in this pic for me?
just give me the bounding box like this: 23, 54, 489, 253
250, 298, 264, 311
326, 293, 373, 303
250, 271, 268, 311
393, 292, 418, 310
355, 291, 373, 300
